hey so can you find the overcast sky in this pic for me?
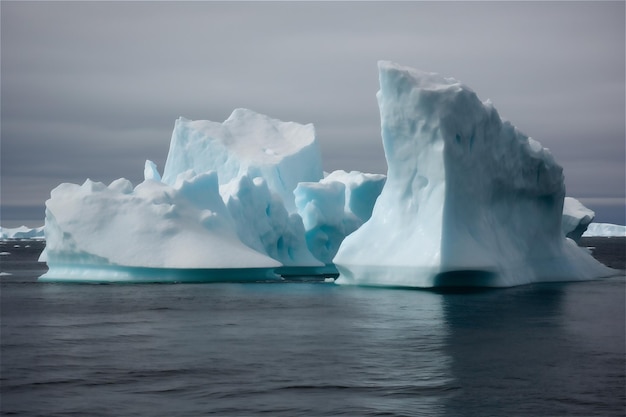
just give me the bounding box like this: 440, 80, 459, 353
1, 1, 624, 227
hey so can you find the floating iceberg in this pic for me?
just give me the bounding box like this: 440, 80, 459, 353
334, 61, 615, 288
39, 172, 281, 283
0, 225, 45, 240
40, 108, 333, 282
37, 62, 618, 285
583, 223, 626, 237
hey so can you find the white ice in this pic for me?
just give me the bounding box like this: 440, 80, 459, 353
35, 63, 620, 285
334, 61, 615, 288
583, 223, 626, 237
294, 170, 386, 264
220, 173, 321, 267
561, 197, 595, 242
161, 108, 323, 213
157, 108, 325, 268
0, 225, 45, 240
39, 172, 281, 282
39, 109, 330, 281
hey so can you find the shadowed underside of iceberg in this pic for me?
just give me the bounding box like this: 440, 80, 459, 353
334, 61, 616, 288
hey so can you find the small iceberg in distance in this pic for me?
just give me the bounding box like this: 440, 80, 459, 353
333, 61, 616, 288
1, 225, 45, 240
583, 223, 626, 238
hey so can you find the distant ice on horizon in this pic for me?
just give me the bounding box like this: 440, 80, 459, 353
0, 225, 45, 240
583, 223, 626, 238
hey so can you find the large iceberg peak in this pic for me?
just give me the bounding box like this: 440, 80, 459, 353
161, 108, 323, 212
375, 61, 562, 195
334, 61, 613, 287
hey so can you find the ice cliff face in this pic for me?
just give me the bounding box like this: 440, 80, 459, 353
334, 61, 614, 287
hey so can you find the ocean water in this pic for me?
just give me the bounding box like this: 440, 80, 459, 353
1, 239, 624, 416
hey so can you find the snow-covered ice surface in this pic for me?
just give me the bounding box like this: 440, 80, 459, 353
562, 197, 595, 242
334, 61, 616, 288
39, 172, 281, 283
583, 223, 626, 237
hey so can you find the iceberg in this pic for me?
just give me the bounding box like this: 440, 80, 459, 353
561, 197, 595, 242
36, 62, 617, 285
583, 223, 626, 237
162, 108, 323, 213
158, 108, 324, 270
39, 109, 328, 282
334, 61, 615, 288
294, 170, 386, 264
39, 171, 281, 283
0, 225, 45, 240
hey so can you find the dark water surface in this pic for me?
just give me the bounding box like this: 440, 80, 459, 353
1, 239, 624, 416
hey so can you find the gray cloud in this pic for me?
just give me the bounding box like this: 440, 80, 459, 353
1, 1, 624, 226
